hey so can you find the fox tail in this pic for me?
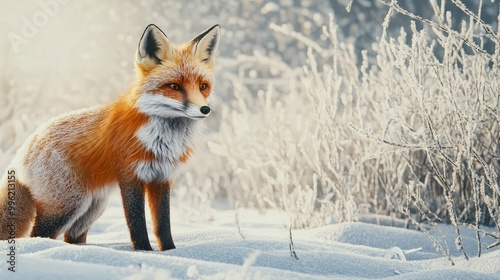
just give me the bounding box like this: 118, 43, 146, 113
0, 174, 36, 239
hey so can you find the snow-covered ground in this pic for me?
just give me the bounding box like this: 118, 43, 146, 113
1, 191, 499, 280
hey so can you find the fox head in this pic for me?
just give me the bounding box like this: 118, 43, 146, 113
134, 24, 220, 119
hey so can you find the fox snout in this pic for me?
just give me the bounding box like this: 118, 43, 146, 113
187, 91, 211, 116
184, 101, 211, 119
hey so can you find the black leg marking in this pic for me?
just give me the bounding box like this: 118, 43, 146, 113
120, 182, 152, 251
65, 230, 88, 244
31, 211, 75, 239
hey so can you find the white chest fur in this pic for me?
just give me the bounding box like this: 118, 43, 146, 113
134, 116, 200, 183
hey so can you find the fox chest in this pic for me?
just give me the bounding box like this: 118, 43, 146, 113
133, 117, 197, 183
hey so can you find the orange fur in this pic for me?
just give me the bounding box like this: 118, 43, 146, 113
145, 180, 172, 250
51, 92, 154, 192
179, 147, 193, 163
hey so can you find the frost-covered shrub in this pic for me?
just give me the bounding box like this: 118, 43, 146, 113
369, 0, 500, 258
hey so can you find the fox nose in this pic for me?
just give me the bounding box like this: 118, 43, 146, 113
200, 106, 211, 115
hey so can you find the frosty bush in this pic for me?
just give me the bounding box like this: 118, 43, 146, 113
370, 0, 500, 258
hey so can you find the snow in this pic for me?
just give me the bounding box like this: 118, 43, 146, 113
1, 192, 499, 280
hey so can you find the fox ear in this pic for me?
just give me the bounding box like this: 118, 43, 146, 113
136, 24, 172, 69
190, 24, 220, 64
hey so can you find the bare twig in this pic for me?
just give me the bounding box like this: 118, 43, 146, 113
289, 225, 299, 260
485, 232, 500, 249
235, 204, 245, 240
399, 206, 455, 265
450, 0, 498, 44
349, 123, 454, 150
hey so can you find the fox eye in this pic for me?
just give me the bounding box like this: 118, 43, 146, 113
200, 83, 208, 91
168, 83, 181, 90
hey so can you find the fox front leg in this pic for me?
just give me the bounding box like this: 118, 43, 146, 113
119, 181, 153, 251
146, 181, 175, 251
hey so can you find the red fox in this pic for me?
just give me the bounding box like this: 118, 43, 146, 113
0, 24, 220, 251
